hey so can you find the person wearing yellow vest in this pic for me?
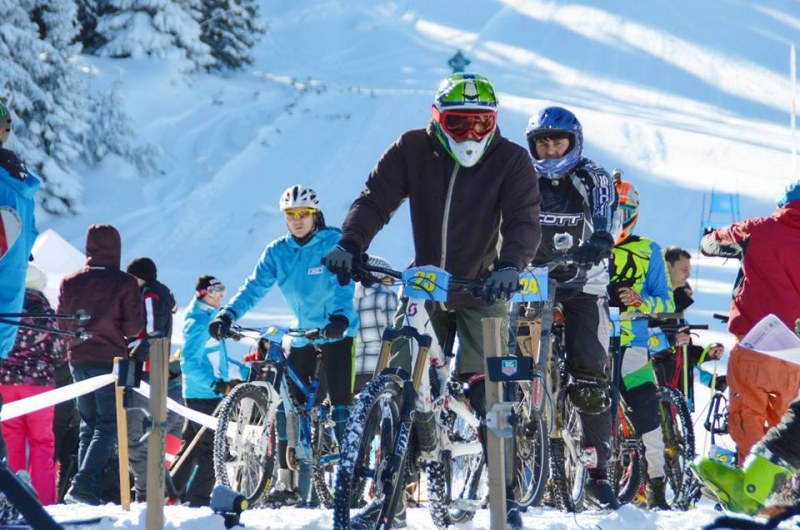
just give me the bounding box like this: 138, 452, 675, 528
608, 177, 675, 510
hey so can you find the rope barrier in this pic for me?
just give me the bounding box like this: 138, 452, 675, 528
0, 375, 218, 430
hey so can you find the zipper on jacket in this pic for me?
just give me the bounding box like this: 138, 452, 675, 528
440, 164, 460, 269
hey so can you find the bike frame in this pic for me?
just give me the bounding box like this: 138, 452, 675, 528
235, 328, 329, 464
362, 266, 483, 527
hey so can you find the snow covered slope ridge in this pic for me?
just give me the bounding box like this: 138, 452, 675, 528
43, 0, 798, 325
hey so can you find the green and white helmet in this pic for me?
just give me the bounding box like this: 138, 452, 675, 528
431, 73, 498, 167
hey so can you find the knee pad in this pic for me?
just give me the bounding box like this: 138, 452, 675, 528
567, 380, 610, 415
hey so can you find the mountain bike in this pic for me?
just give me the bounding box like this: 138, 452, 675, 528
607, 308, 644, 505
512, 259, 591, 513
333, 264, 491, 530
651, 317, 702, 510
213, 325, 341, 506
611, 312, 698, 510
505, 311, 549, 510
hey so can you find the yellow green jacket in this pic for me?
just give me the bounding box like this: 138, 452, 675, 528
609, 235, 675, 347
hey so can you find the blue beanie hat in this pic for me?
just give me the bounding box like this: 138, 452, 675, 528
776, 180, 800, 208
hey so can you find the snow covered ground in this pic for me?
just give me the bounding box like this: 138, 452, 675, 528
28, 0, 800, 527
44, 499, 746, 530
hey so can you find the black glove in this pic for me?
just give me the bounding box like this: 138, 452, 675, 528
323, 240, 360, 286
482, 264, 520, 305
575, 232, 614, 267
323, 315, 349, 339
212, 379, 228, 396
208, 311, 233, 340
353, 253, 377, 288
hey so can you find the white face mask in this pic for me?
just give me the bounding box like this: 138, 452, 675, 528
445, 134, 492, 168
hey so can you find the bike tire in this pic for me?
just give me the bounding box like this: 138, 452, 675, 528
446, 455, 486, 524
311, 403, 337, 509
658, 386, 696, 510
549, 397, 586, 512
613, 401, 643, 504
428, 405, 486, 526
333, 374, 406, 530
514, 389, 549, 509
213, 383, 275, 504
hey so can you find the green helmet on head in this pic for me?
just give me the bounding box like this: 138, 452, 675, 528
431, 73, 498, 168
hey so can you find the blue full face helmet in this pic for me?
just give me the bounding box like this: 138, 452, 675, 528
525, 106, 583, 179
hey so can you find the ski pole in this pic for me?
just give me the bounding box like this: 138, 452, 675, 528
0, 318, 90, 341
169, 426, 207, 478
0, 309, 89, 322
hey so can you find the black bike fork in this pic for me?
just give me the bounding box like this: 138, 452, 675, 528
376, 379, 417, 530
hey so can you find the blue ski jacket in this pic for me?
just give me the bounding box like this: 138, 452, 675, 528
0, 152, 40, 358
224, 227, 358, 345
181, 296, 229, 399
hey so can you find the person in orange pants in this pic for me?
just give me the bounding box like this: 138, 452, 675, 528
726, 343, 800, 463
702, 180, 800, 465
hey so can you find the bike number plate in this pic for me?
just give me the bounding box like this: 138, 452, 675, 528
401, 265, 450, 302
511, 268, 548, 303
261, 326, 288, 345
647, 328, 670, 354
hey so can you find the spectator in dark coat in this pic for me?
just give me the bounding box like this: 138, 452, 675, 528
124, 256, 181, 502
0, 264, 67, 504
59, 224, 143, 505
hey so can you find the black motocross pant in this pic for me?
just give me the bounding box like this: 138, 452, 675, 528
286, 337, 354, 406
556, 288, 613, 468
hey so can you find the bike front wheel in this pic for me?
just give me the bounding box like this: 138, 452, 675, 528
513, 382, 549, 509
311, 403, 339, 509
333, 373, 407, 530
213, 383, 276, 504
658, 386, 696, 510
612, 400, 643, 504
428, 402, 486, 526
549, 395, 587, 512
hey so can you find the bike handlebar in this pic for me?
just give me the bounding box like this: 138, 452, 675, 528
615, 312, 710, 332
225, 324, 323, 342
353, 263, 485, 291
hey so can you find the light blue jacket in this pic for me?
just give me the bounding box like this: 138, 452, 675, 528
225, 227, 358, 345
181, 296, 228, 399
0, 161, 40, 358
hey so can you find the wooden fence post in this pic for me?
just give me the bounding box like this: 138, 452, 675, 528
146, 338, 168, 530
482, 317, 507, 530
113, 357, 131, 511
